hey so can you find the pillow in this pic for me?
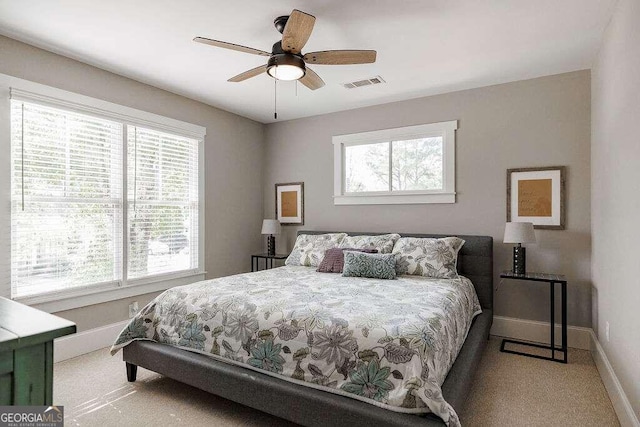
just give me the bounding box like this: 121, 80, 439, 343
339, 233, 401, 254
285, 233, 347, 267
316, 248, 378, 273
392, 237, 465, 279
342, 251, 397, 280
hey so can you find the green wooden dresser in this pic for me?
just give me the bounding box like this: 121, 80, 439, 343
0, 297, 76, 405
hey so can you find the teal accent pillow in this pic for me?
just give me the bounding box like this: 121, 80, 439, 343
342, 251, 397, 280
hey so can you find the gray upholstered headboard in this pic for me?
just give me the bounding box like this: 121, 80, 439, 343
297, 230, 494, 311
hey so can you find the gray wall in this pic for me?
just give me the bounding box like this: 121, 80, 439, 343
264, 70, 592, 327
592, 0, 640, 418
0, 35, 265, 332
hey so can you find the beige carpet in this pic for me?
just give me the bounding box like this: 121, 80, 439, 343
460, 339, 618, 426
54, 337, 619, 427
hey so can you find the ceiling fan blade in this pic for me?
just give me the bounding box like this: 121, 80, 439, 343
303, 50, 377, 65
299, 67, 325, 90
228, 65, 268, 82
194, 37, 270, 57
281, 9, 316, 54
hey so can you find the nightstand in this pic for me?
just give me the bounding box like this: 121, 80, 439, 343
499, 271, 568, 363
251, 253, 289, 272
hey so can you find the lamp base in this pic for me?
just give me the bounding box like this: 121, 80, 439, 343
267, 235, 276, 256
513, 245, 526, 275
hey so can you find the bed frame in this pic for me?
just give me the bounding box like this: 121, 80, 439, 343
122, 231, 493, 426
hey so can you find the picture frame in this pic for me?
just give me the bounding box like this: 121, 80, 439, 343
507, 166, 566, 230
275, 182, 304, 225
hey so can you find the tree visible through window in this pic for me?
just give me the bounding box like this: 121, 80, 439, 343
345, 137, 444, 193
334, 120, 457, 205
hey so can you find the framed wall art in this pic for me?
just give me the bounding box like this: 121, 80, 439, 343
275, 182, 304, 225
507, 166, 566, 229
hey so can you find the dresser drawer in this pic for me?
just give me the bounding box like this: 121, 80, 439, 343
0, 352, 14, 405
0, 352, 12, 375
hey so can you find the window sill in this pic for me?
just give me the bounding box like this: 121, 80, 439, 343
334, 192, 456, 205
15, 271, 206, 314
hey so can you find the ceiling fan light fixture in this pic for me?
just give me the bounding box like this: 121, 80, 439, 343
267, 54, 305, 81
268, 64, 305, 81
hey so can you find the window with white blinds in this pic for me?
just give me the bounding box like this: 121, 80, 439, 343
10, 98, 202, 300
10, 101, 123, 298
127, 126, 199, 279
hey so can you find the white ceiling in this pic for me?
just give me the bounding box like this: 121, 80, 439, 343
0, 0, 615, 124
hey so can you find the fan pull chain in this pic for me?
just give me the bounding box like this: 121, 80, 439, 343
274, 78, 278, 120
21, 102, 25, 211
133, 126, 138, 216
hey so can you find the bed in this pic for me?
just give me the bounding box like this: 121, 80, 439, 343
113, 231, 493, 426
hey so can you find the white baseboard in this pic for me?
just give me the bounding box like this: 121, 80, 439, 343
490, 315, 592, 350
54, 319, 129, 363
590, 331, 640, 427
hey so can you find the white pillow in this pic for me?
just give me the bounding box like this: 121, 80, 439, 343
339, 233, 401, 254
285, 233, 347, 267
392, 237, 465, 279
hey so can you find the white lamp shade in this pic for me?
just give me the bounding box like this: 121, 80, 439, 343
503, 222, 536, 244
261, 219, 281, 235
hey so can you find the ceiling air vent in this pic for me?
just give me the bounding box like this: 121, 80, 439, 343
342, 76, 386, 89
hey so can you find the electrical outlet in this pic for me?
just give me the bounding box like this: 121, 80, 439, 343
605, 321, 610, 342
129, 301, 139, 318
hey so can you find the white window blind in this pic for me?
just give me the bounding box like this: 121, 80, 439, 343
127, 126, 199, 279
4, 82, 205, 306
10, 100, 123, 298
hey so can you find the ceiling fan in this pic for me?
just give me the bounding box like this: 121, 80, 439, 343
193, 9, 377, 90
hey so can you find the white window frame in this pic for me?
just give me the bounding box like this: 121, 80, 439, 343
0, 73, 206, 313
333, 120, 458, 205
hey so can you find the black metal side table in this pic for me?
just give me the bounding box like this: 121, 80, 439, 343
499, 271, 568, 363
251, 253, 289, 272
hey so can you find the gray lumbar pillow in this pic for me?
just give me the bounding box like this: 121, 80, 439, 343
342, 251, 397, 280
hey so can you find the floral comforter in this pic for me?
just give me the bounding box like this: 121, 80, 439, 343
110, 266, 481, 426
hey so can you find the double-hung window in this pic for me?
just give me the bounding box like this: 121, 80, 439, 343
11, 102, 123, 298
127, 126, 199, 279
333, 120, 457, 204
8, 88, 204, 304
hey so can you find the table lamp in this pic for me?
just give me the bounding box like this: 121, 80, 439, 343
503, 222, 536, 275
261, 219, 281, 256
